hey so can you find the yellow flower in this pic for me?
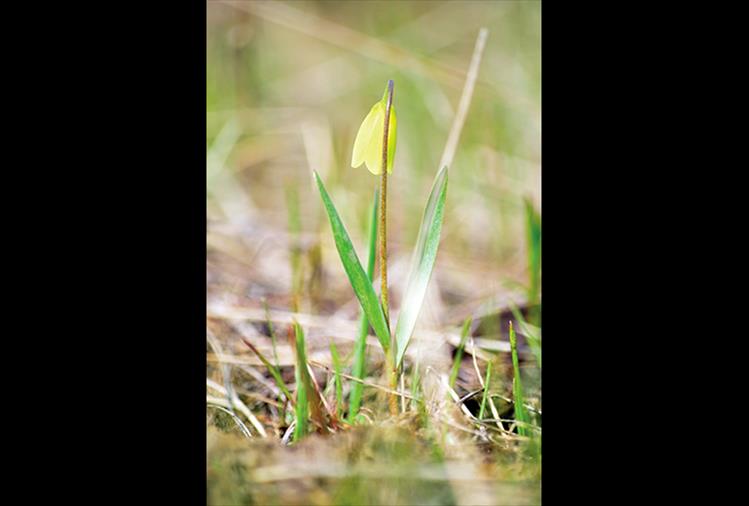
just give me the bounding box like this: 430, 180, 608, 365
351, 85, 397, 175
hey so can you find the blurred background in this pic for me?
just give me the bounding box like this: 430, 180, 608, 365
208, 0, 540, 321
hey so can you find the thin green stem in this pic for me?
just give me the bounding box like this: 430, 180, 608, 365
379, 170, 388, 323
292, 322, 309, 441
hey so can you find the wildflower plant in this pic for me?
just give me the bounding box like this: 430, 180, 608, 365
313, 80, 448, 415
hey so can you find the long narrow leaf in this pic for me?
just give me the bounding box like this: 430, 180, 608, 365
293, 322, 310, 441
313, 171, 391, 352
508, 301, 541, 369
524, 196, 541, 326
348, 189, 378, 422
394, 165, 449, 366
329, 341, 343, 419
509, 321, 530, 437
478, 361, 492, 420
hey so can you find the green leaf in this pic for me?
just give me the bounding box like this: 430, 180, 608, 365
524, 196, 541, 325
293, 322, 310, 442
313, 171, 391, 352
394, 165, 449, 366
329, 340, 343, 419
348, 189, 379, 422
509, 321, 530, 437
508, 301, 541, 370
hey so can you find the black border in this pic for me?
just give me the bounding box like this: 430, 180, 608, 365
21, 0, 711, 501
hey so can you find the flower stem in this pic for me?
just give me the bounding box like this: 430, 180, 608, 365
380, 79, 397, 416
379, 170, 389, 324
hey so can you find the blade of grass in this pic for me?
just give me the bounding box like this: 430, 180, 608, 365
510, 321, 530, 437
524, 196, 541, 326
292, 322, 310, 441
240, 336, 294, 405
394, 165, 449, 366
508, 301, 541, 369
348, 189, 378, 422
478, 361, 492, 420
448, 316, 472, 389
313, 170, 391, 352
329, 340, 343, 419
438, 28, 489, 171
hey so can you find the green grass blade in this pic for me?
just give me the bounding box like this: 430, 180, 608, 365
394, 165, 449, 366
240, 337, 294, 404
313, 171, 391, 352
509, 321, 530, 437
448, 317, 472, 389
508, 302, 541, 370
348, 189, 379, 422
329, 341, 343, 419
478, 361, 492, 420
524, 196, 541, 325
293, 322, 310, 441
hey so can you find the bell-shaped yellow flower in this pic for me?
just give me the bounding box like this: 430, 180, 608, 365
351, 86, 397, 175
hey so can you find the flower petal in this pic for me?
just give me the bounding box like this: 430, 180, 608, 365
386, 107, 396, 174
351, 102, 383, 169
363, 123, 383, 175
